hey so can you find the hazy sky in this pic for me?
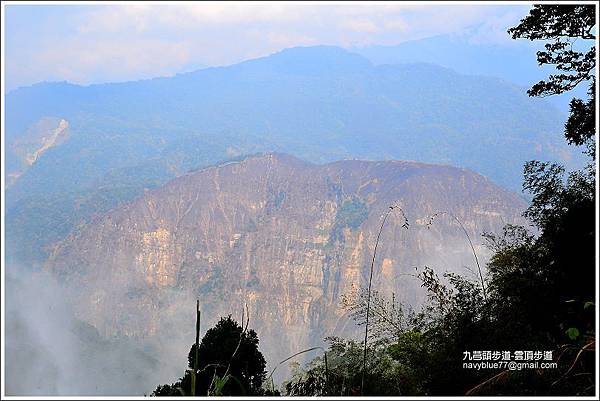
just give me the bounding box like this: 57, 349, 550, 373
3, 2, 531, 91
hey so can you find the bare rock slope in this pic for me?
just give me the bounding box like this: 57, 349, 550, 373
47, 153, 526, 371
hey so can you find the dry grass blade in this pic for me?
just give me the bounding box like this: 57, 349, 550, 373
267, 346, 328, 393
465, 369, 510, 395
552, 339, 595, 387
208, 303, 250, 395
426, 211, 487, 300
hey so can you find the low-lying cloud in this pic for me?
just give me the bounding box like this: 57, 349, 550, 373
4, 268, 192, 396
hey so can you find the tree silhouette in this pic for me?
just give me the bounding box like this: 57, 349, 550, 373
508, 4, 596, 147
152, 315, 267, 396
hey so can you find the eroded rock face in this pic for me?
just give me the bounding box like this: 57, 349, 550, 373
6, 117, 70, 187
47, 153, 526, 371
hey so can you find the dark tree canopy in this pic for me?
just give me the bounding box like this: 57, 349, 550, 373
508, 5, 595, 95
508, 4, 596, 147
564, 81, 596, 147
152, 315, 267, 396
190, 315, 267, 395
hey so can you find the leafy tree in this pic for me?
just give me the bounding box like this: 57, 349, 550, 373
503, 4, 596, 349
341, 288, 414, 343
508, 4, 596, 148
152, 315, 267, 396
284, 337, 405, 396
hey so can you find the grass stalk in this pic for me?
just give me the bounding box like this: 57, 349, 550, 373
427, 211, 487, 300
267, 346, 328, 394
361, 204, 408, 395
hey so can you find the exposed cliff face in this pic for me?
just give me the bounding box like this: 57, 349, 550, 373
47, 153, 526, 373
6, 117, 70, 187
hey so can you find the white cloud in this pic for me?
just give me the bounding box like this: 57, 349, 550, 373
340, 18, 380, 34
382, 18, 409, 32
7, 36, 194, 87
4, 3, 530, 90
76, 4, 313, 34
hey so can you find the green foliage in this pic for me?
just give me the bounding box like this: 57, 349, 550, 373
315, 228, 593, 396
565, 81, 596, 147
152, 383, 185, 396
337, 197, 369, 230
329, 196, 369, 243
152, 316, 267, 396
508, 5, 595, 95
341, 288, 415, 343
284, 337, 405, 396
565, 327, 580, 341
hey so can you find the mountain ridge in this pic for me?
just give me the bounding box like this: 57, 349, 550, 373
5, 45, 574, 191
5, 44, 570, 269
45, 153, 527, 380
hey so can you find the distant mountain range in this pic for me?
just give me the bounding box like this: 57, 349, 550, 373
353, 34, 546, 87
352, 33, 588, 111
5, 45, 579, 268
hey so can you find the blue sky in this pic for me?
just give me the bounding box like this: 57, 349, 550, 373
4, 3, 532, 91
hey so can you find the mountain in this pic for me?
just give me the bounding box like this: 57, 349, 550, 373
352, 33, 589, 111
45, 153, 527, 383
353, 34, 546, 87
5, 46, 576, 200
4, 46, 577, 267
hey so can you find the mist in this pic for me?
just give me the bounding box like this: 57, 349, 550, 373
4, 268, 194, 396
